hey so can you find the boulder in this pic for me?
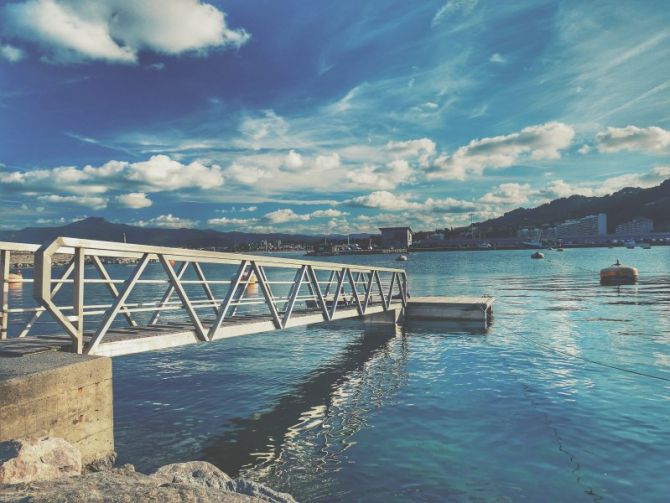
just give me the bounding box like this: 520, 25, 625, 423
153, 461, 233, 489
152, 461, 296, 502
232, 478, 297, 503
0, 437, 82, 484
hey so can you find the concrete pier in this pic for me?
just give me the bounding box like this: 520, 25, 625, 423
0, 352, 114, 465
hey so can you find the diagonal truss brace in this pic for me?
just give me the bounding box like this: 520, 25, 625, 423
86, 253, 151, 354
159, 255, 208, 342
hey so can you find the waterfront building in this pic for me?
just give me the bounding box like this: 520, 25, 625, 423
379, 226, 413, 248
555, 213, 607, 238
615, 217, 653, 235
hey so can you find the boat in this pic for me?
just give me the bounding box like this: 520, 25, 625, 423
396, 254, 408, 262
478, 242, 492, 249
625, 240, 636, 249
600, 259, 638, 285
556, 247, 564, 252
531, 252, 544, 259
641, 243, 651, 249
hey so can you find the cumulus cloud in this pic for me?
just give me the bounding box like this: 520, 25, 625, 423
264, 208, 311, 224
595, 125, 670, 153
386, 138, 436, 167
429, 122, 575, 180
38, 194, 107, 209
115, 192, 152, 209
479, 183, 533, 205
284, 149, 304, 170
347, 190, 475, 214
347, 159, 413, 190
0, 44, 25, 62
0, 154, 224, 194
347, 191, 423, 211
2, 0, 249, 64
131, 213, 197, 228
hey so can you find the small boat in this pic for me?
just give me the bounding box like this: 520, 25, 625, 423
556, 247, 564, 252
478, 242, 492, 249
523, 240, 543, 249
396, 254, 408, 262
641, 243, 651, 250
531, 252, 544, 259
625, 240, 636, 249
600, 259, 638, 285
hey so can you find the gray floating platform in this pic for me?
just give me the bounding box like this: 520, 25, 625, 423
406, 296, 494, 327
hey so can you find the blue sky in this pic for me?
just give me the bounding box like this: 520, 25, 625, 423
1, 0, 669, 234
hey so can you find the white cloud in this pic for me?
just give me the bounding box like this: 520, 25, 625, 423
237, 110, 289, 150
429, 122, 575, 180
489, 53, 506, 64
115, 192, 152, 209
207, 216, 257, 226
386, 138, 436, 167
125, 155, 224, 191
432, 0, 478, 27
347, 159, 414, 190
2, 0, 249, 64
347, 191, 423, 211
0, 154, 224, 194
0, 44, 26, 62
38, 194, 107, 209
310, 209, 345, 218
224, 162, 267, 185
131, 213, 197, 228
284, 149, 303, 170
479, 183, 533, 205
314, 153, 341, 170
264, 208, 311, 224
595, 125, 670, 153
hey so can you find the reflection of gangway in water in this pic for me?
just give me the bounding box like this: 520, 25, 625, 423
0, 237, 409, 357
200, 321, 409, 482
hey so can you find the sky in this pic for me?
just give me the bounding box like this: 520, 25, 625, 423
1, 0, 669, 235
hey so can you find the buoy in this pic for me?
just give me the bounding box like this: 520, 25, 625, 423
600, 259, 638, 285
531, 252, 544, 259
232, 270, 258, 284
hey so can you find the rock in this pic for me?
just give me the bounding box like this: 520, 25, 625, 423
0, 467, 260, 502
84, 451, 117, 473
153, 461, 233, 489
0, 437, 82, 484
152, 462, 296, 503
232, 478, 297, 503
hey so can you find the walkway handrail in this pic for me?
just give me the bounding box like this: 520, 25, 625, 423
26, 237, 409, 355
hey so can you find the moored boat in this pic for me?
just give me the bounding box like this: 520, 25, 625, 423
7, 270, 23, 284
396, 254, 408, 261
600, 259, 638, 285
531, 252, 544, 259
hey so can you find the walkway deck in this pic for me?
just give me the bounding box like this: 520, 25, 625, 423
0, 303, 400, 358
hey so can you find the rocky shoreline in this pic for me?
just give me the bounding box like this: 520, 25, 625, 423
0, 438, 296, 503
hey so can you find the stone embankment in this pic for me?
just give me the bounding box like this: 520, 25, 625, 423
0, 437, 296, 503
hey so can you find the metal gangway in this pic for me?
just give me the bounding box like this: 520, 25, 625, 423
0, 238, 408, 357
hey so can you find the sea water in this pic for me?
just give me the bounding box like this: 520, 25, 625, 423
9, 247, 670, 501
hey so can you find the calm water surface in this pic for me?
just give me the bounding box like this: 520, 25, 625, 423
12, 248, 670, 501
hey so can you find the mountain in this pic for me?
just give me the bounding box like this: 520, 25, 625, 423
475, 179, 670, 237
0, 217, 326, 248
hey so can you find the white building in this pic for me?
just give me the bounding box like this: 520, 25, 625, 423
615, 217, 653, 235
555, 213, 607, 238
